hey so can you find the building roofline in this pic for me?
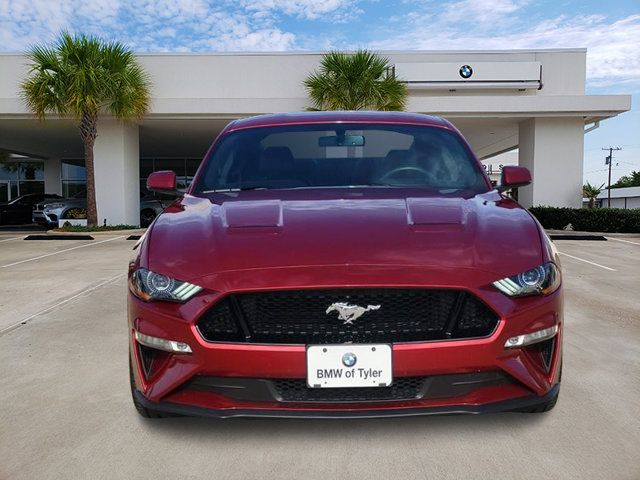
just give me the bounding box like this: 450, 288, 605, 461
598, 186, 640, 199
0, 48, 588, 57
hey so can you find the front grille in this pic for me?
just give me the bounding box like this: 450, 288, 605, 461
272, 377, 425, 403
197, 288, 499, 344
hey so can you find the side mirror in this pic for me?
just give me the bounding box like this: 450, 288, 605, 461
147, 171, 177, 194
498, 166, 531, 192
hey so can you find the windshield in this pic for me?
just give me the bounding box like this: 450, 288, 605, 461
194, 123, 488, 194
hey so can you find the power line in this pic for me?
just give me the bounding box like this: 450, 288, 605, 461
602, 146, 622, 208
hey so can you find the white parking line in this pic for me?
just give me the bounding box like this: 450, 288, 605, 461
0, 236, 125, 268
0, 236, 23, 243
606, 237, 640, 246
0, 273, 125, 336
558, 251, 616, 271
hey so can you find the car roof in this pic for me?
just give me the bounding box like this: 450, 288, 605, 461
224, 111, 453, 132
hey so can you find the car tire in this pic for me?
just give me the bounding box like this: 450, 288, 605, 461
129, 357, 174, 418
140, 209, 157, 228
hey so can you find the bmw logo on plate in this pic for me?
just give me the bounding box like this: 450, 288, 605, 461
459, 65, 473, 79
342, 352, 357, 367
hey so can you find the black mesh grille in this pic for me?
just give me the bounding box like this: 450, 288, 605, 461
186, 372, 511, 404
272, 377, 425, 403
452, 296, 501, 338
197, 288, 499, 344
197, 299, 241, 342
537, 338, 555, 372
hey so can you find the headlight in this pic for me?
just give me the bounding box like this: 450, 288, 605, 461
45, 203, 64, 209
492, 262, 561, 297
129, 268, 202, 302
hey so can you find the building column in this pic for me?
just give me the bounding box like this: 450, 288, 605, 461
518, 117, 584, 208
93, 120, 140, 226
44, 157, 62, 195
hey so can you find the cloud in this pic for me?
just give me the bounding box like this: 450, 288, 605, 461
239, 0, 359, 21
369, 6, 640, 88
439, 0, 527, 24
0, 0, 299, 52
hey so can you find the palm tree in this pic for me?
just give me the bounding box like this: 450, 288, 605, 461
20, 32, 150, 226
583, 182, 604, 209
304, 50, 407, 111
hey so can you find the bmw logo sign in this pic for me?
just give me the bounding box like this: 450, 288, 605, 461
459, 65, 473, 79
342, 352, 357, 367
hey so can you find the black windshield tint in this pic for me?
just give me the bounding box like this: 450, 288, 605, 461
195, 124, 488, 194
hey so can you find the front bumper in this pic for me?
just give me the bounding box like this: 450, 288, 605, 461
32, 210, 57, 226
132, 384, 560, 418
128, 281, 563, 417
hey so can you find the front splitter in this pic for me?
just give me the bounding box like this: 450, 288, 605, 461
133, 384, 559, 419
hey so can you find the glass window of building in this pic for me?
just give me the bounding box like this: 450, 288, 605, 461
61, 160, 86, 198
0, 155, 45, 200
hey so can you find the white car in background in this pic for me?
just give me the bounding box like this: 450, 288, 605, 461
33, 191, 165, 228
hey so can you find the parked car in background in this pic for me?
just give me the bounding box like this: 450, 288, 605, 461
33, 191, 165, 228
0, 193, 63, 225
129, 111, 563, 419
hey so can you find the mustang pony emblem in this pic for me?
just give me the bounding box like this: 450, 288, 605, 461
326, 302, 381, 325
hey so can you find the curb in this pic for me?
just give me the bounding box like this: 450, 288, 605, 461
45, 228, 147, 236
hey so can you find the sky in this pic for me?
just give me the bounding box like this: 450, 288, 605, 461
0, 0, 638, 185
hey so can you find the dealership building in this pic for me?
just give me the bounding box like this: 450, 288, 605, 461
0, 49, 631, 225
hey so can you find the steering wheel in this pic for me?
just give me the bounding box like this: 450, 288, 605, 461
378, 166, 436, 184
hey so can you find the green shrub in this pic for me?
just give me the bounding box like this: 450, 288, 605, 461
529, 207, 640, 233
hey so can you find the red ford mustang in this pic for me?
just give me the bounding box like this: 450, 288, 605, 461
128, 111, 562, 418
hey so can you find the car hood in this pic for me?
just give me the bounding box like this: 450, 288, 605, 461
145, 190, 543, 289
44, 198, 86, 210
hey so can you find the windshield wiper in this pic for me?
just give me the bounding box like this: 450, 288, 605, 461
202, 186, 269, 193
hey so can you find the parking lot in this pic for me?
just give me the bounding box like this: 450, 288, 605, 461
0, 232, 639, 480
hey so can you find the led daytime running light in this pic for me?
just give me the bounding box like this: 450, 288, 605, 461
135, 331, 192, 353
505, 325, 559, 348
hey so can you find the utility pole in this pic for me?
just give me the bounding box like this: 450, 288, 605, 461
602, 147, 622, 207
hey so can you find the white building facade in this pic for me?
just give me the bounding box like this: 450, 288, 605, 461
595, 187, 640, 209
0, 49, 631, 225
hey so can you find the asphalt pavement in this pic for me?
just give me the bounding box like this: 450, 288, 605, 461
0, 232, 638, 479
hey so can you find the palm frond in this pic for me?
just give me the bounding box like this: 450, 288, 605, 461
20, 31, 151, 121
304, 50, 407, 111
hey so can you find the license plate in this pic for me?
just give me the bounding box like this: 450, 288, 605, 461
306, 344, 392, 388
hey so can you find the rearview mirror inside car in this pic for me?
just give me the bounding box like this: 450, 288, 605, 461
319, 134, 365, 147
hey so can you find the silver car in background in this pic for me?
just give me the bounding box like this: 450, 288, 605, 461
33, 191, 165, 228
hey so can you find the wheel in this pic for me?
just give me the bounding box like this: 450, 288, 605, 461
129, 357, 173, 418
140, 209, 157, 228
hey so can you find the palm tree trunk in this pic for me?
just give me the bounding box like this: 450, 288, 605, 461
79, 112, 98, 226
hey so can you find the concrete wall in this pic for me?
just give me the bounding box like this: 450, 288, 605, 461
518, 117, 585, 208
43, 158, 62, 195
134, 50, 589, 115
93, 120, 140, 226
0, 49, 594, 117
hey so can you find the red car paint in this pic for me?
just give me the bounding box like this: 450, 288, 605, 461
129, 112, 562, 417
